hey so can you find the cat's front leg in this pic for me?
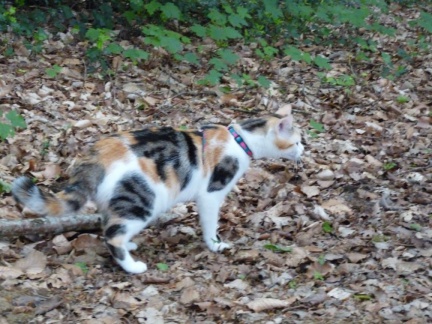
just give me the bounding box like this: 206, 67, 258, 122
196, 193, 231, 252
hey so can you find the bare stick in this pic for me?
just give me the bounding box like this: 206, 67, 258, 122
0, 213, 104, 237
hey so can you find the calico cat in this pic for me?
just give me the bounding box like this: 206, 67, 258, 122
12, 114, 304, 273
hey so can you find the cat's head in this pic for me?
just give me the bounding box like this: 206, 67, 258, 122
238, 115, 304, 161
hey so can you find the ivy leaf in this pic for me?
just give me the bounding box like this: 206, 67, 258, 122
6, 111, 27, 129
161, 2, 181, 20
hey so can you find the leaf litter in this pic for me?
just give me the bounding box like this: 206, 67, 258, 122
1, 6, 432, 324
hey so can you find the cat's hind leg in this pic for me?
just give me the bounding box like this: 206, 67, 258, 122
104, 173, 155, 273
104, 218, 148, 273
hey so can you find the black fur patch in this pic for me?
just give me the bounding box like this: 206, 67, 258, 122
105, 224, 126, 239
109, 174, 155, 220
130, 128, 197, 190
239, 118, 267, 132
106, 242, 125, 260
208, 156, 239, 192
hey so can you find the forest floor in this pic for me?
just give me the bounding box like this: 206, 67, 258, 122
0, 5, 431, 324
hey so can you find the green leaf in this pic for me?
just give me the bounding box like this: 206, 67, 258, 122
257, 75, 271, 88
218, 49, 239, 65
208, 9, 227, 25
264, 244, 292, 253
209, 58, 228, 71
313, 55, 331, 70
156, 263, 169, 271
74, 262, 89, 274
190, 24, 207, 37
416, 11, 432, 33
310, 119, 325, 133
145, 0, 161, 15
313, 271, 324, 281
0, 123, 14, 140
0, 179, 11, 193
353, 294, 373, 301
381, 52, 392, 65
409, 223, 421, 232
284, 46, 302, 61
264, 0, 282, 19
198, 69, 222, 86
161, 2, 181, 20
182, 52, 199, 65
208, 25, 241, 41
105, 43, 123, 55
322, 221, 333, 233
123, 49, 149, 61
6, 111, 26, 129
85, 28, 100, 42
45, 64, 62, 78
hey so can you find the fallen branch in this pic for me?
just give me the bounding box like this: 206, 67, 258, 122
0, 213, 103, 238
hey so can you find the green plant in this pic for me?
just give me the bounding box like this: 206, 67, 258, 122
0, 179, 11, 194
308, 119, 325, 138
74, 262, 89, 274
156, 262, 169, 271
264, 244, 292, 253
288, 280, 297, 289
322, 221, 333, 234
317, 254, 326, 265
46, 64, 62, 78
353, 294, 373, 301
372, 234, 389, 243
383, 162, 397, 171
396, 95, 410, 104
0, 110, 27, 140
409, 223, 421, 232
313, 271, 324, 281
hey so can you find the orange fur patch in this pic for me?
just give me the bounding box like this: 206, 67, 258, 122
202, 127, 229, 174
164, 166, 180, 192
274, 138, 294, 150
46, 199, 63, 215
94, 138, 129, 167
121, 132, 138, 145
138, 158, 160, 183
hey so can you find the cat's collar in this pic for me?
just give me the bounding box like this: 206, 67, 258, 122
228, 125, 254, 158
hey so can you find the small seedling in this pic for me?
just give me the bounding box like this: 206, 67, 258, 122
156, 263, 169, 271
383, 162, 397, 171
372, 234, 389, 243
308, 119, 325, 138
288, 280, 297, 289
263, 244, 292, 253
396, 95, 409, 104
75, 262, 89, 274
409, 223, 421, 232
353, 294, 373, 301
46, 65, 62, 78
317, 254, 326, 265
313, 271, 324, 281
322, 221, 333, 234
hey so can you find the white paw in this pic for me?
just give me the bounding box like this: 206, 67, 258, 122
126, 242, 138, 251
122, 260, 148, 274
208, 240, 231, 252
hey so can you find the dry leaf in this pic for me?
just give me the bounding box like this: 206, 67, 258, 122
14, 250, 47, 275
246, 297, 296, 312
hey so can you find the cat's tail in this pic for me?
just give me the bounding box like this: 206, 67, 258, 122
11, 176, 89, 216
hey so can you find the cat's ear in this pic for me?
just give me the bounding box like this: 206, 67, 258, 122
277, 115, 294, 134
